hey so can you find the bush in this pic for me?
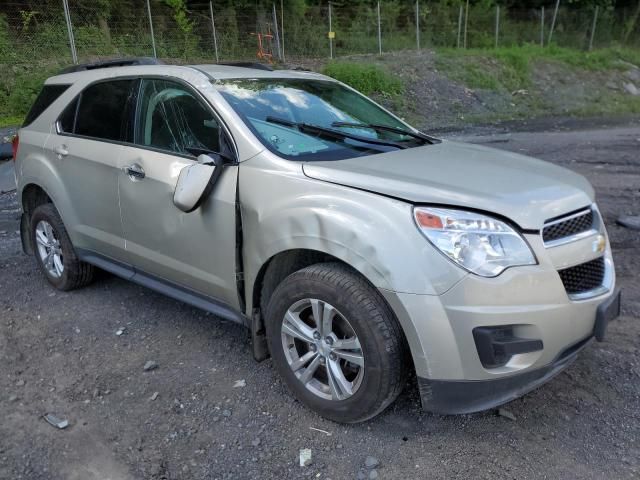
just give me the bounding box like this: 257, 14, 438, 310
322, 62, 404, 96
0, 65, 62, 126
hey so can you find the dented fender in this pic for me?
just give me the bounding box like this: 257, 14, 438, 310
239, 151, 467, 314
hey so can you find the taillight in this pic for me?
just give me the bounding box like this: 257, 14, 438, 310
11, 135, 19, 161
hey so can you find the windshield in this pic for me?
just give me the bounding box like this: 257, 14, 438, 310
215, 78, 423, 161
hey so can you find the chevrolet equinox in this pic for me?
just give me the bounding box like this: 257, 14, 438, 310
13, 58, 621, 423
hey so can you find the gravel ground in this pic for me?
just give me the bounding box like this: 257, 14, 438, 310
0, 122, 639, 480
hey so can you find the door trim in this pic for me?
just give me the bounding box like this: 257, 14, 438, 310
76, 248, 248, 327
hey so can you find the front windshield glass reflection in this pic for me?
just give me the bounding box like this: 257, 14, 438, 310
216, 78, 421, 161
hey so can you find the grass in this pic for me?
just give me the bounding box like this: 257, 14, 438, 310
435, 45, 640, 92
570, 94, 640, 116
322, 62, 404, 96
0, 115, 23, 128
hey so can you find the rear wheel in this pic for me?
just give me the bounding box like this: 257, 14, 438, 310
265, 263, 407, 423
30, 204, 94, 291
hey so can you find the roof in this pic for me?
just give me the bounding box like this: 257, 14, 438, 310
192, 64, 329, 81
46, 63, 331, 85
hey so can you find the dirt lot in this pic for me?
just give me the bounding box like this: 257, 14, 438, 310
1, 121, 639, 480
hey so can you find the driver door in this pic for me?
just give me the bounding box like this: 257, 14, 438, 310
117, 78, 239, 308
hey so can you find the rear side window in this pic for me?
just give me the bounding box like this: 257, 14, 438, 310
58, 97, 79, 134
71, 80, 135, 141
23, 84, 70, 127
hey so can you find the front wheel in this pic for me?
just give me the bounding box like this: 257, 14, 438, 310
265, 263, 408, 423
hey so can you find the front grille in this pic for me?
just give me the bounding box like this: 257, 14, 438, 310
558, 257, 605, 295
543, 209, 594, 244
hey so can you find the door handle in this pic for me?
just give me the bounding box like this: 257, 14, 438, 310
53, 145, 68, 157
124, 163, 146, 181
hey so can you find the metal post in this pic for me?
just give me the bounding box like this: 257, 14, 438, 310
457, 5, 463, 48
272, 3, 282, 61
548, 0, 560, 45
280, 0, 285, 62
377, 1, 382, 55
61, 0, 77, 64
146, 0, 157, 58
540, 6, 545, 47
209, 1, 219, 63
495, 5, 499, 48
416, 1, 420, 50
328, 2, 333, 59
588, 5, 599, 51
463, 0, 469, 49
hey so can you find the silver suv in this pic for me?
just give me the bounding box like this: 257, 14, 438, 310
14, 58, 621, 423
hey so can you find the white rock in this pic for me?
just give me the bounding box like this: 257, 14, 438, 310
623, 82, 639, 96
299, 448, 312, 467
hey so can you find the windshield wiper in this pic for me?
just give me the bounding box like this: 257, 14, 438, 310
265, 116, 408, 149
331, 121, 437, 144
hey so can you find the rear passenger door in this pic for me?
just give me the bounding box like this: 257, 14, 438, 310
48, 79, 136, 262
117, 78, 240, 308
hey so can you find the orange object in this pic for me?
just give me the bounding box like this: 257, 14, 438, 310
251, 32, 274, 63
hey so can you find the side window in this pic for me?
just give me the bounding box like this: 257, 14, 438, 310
73, 79, 135, 141
135, 79, 222, 156
58, 97, 79, 134
23, 84, 70, 127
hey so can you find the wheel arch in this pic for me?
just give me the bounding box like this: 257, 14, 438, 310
20, 183, 54, 255
249, 248, 417, 379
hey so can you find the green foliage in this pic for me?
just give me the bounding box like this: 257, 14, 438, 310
0, 15, 11, 62
437, 45, 640, 92
164, 0, 193, 35
163, 0, 200, 60
322, 62, 404, 96
0, 65, 61, 127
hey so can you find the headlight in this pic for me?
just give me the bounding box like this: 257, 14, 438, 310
413, 207, 536, 277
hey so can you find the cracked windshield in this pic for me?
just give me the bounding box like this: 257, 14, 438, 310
216, 78, 425, 161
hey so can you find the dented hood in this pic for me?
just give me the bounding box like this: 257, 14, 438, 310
302, 140, 594, 230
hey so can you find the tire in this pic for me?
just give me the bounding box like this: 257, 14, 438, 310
265, 262, 408, 423
30, 203, 94, 291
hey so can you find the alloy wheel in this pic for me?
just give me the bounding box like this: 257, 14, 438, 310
281, 298, 364, 401
35, 220, 64, 278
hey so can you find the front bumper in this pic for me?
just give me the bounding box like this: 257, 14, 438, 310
417, 288, 620, 414
379, 228, 619, 413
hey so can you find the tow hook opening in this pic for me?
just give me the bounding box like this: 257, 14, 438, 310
473, 326, 543, 369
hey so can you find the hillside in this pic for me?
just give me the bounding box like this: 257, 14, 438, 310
299, 46, 640, 132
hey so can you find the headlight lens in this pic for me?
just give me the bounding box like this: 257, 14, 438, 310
413, 207, 536, 277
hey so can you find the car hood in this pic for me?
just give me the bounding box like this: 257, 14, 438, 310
302, 140, 594, 230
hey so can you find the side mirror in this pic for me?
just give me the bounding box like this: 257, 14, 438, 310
173, 154, 224, 213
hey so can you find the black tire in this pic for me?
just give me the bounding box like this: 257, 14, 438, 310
265, 262, 408, 423
30, 203, 94, 291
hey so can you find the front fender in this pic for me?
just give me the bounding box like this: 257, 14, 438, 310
240, 153, 467, 313
254, 198, 395, 292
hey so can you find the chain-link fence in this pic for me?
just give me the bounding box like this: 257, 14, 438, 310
1, 1, 639, 68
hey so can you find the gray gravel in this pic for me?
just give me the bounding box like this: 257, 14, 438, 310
0, 121, 639, 479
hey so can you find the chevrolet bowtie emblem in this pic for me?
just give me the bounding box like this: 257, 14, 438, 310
593, 235, 606, 254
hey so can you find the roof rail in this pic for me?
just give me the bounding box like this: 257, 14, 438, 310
218, 62, 274, 72
59, 57, 164, 74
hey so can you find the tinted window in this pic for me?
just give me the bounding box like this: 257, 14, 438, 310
75, 80, 135, 141
58, 97, 79, 133
135, 79, 221, 155
23, 84, 70, 127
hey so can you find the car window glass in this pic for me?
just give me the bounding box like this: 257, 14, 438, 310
58, 97, 79, 134
23, 84, 70, 127
75, 79, 135, 141
136, 79, 221, 156
216, 79, 413, 161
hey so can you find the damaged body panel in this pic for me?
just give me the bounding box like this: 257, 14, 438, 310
14, 61, 620, 422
